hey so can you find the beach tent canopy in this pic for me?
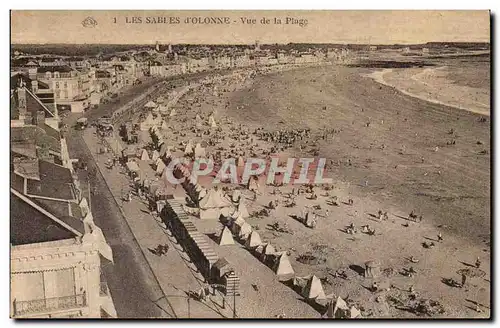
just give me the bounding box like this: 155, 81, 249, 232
199, 188, 233, 209
218, 226, 235, 246
140, 149, 150, 161
244, 231, 262, 249
350, 306, 362, 319
263, 243, 276, 256
144, 100, 157, 108
194, 143, 206, 158
273, 252, 295, 278
184, 140, 194, 156
324, 296, 350, 319
230, 215, 246, 234
232, 201, 250, 219
303, 275, 326, 300
238, 222, 252, 240
209, 115, 217, 128
156, 159, 166, 174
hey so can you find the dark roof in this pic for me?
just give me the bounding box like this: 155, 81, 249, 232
11, 58, 29, 66
11, 192, 82, 246
96, 70, 111, 78
10, 73, 52, 91
12, 143, 38, 159
10, 170, 25, 193
37, 65, 73, 73
12, 157, 40, 180
25, 88, 56, 118
11, 126, 61, 153
35, 198, 85, 229
26, 160, 74, 200
40, 57, 61, 63
11, 84, 56, 122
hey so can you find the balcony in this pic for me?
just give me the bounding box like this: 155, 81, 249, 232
13, 294, 86, 317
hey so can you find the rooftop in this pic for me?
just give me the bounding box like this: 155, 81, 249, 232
11, 125, 61, 154
11, 191, 81, 246
37, 65, 73, 73
13, 157, 40, 180
26, 160, 74, 200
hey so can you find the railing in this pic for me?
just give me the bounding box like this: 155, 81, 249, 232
13, 294, 86, 316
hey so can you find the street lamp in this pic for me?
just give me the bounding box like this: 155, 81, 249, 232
228, 270, 237, 319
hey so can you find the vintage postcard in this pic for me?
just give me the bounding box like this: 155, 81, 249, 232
10, 10, 491, 319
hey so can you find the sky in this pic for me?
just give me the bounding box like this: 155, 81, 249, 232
11, 10, 491, 45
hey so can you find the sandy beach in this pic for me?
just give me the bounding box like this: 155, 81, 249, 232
155, 63, 490, 318
115, 60, 490, 318
363, 65, 490, 116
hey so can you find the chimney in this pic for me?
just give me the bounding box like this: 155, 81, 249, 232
33, 110, 45, 126
17, 87, 27, 118
31, 80, 38, 93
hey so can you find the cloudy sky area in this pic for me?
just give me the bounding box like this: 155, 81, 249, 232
11, 10, 490, 44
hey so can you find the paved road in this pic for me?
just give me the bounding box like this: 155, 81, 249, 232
66, 132, 175, 318
64, 79, 178, 318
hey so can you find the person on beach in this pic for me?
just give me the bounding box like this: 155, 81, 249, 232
438, 232, 443, 242
475, 257, 481, 269
461, 273, 467, 288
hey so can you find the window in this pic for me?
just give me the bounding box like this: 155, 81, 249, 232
54, 72, 60, 78
63, 82, 68, 89
55, 90, 60, 99
11, 272, 44, 302
55, 82, 59, 89
63, 90, 68, 99
45, 72, 52, 79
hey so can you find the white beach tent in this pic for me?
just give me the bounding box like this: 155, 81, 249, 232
302, 275, 326, 300
194, 143, 207, 158
140, 149, 150, 161
244, 231, 262, 249
273, 252, 295, 278
234, 201, 250, 219
238, 222, 252, 240
218, 226, 235, 246
144, 100, 157, 109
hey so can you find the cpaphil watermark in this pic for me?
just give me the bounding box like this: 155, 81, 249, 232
163, 157, 332, 186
